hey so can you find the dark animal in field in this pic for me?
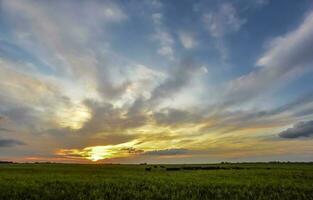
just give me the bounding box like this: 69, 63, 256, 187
181, 166, 227, 170
145, 167, 152, 171
201, 166, 221, 170
163, 165, 252, 171
166, 167, 181, 171
231, 167, 245, 170
182, 166, 202, 170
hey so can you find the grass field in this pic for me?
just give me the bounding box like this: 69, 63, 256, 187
0, 163, 312, 200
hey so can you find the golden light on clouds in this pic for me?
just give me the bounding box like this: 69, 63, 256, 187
57, 141, 141, 161
55, 103, 91, 130
85, 146, 112, 161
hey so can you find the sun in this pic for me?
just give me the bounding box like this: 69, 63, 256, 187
83, 146, 120, 161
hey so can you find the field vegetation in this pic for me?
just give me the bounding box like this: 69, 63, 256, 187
0, 162, 312, 200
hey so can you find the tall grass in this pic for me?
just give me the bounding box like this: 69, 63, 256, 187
0, 163, 312, 199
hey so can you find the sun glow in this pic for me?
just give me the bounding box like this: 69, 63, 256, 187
85, 146, 115, 161
57, 141, 141, 161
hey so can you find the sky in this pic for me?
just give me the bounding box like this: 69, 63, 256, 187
0, 0, 313, 164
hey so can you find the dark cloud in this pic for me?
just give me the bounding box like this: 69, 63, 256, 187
279, 121, 313, 139
2, 106, 35, 124
145, 148, 190, 156
80, 100, 147, 134
0, 103, 55, 134
0, 128, 12, 132
120, 147, 144, 154
127, 97, 146, 116
153, 108, 203, 126
96, 64, 131, 100
0, 139, 26, 147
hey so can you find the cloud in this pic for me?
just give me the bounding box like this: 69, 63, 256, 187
148, 58, 202, 106
0, 117, 11, 132
0, 61, 87, 132
148, 0, 163, 8
257, 12, 313, 69
200, 90, 313, 135
219, 10, 313, 108
120, 147, 144, 154
126, 58, 204, 113
57, 140, 141, 161
178, 32, 197, 49
79, 100, 147, 134
279, 121, 313, 139
152, 13, 163, 25
0, 139, 25, 147
203, 3, 246, 38
1, 0, 203, 139
202, 3, 245, 62
238, 0, 269, 10
254, 0, 268, 6
2, 0, 129, 101
0, 128, 11, 132
0, 0, 159, 133
153, 108, 203, 126
145, 148, 190, 156
152, 13, 175, 60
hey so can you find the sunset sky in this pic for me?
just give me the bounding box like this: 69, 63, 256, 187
0, 0, 313, 163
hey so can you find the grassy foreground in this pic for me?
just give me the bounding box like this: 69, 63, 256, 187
0, 163, 312, 200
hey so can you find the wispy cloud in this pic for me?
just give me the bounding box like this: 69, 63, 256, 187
0, 139, 25, 147
203, 3, 246, 62
151, 13, 175, 60
203, 3, 246, 38
145, 148, 190, 156
178, 32, 197, 49
220, 11, 313, 108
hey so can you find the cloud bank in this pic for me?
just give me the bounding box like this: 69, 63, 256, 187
279, 121, 313, 139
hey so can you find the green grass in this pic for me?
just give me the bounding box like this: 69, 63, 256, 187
0, 163, 312, 199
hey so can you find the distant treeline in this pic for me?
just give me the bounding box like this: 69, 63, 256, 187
144, 161, 313, 172
146, 165, 259, 171
143, 161, 313, 165
0, 161, 14, 164
221, 161, 313, 164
